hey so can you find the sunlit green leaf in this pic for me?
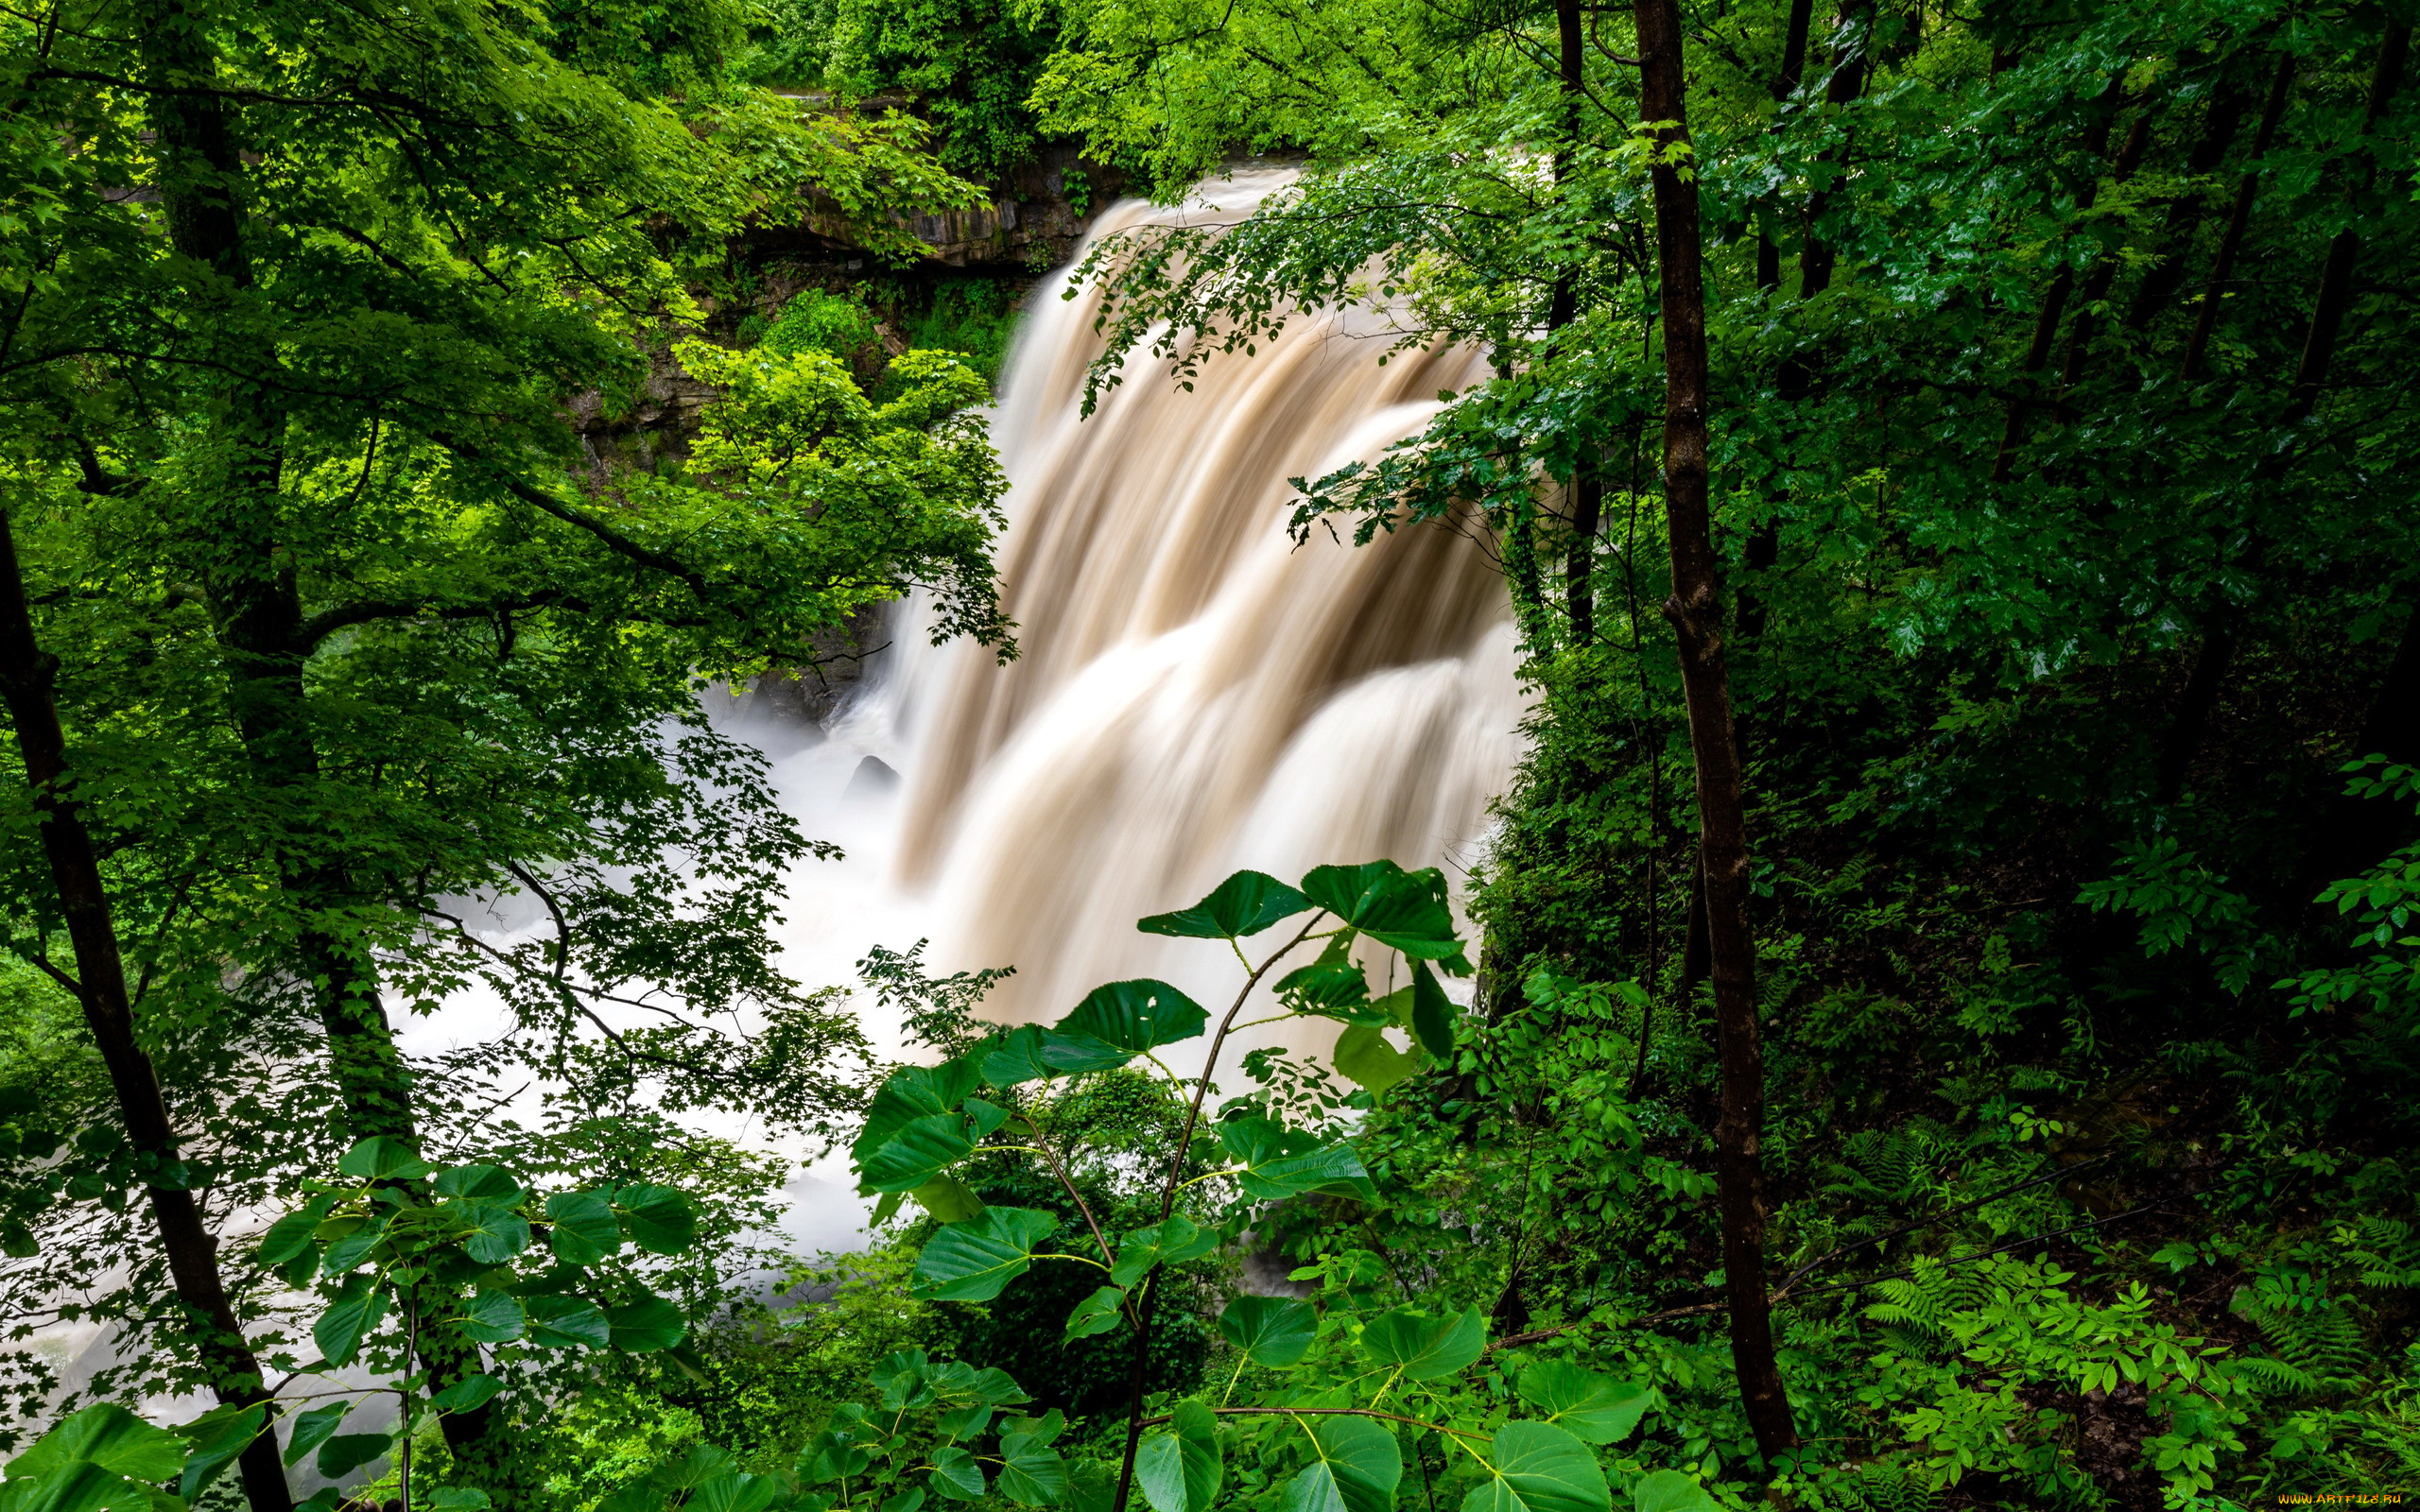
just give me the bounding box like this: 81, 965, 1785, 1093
1279, 1415, 1398, 1512
545, 1190, 622, 1265
1360, 1307, 1484, 1380
914, 1207, 1060, 1302
337, 1136, 431, 1182
1055, 979, 1208, 1053
1515, 1364, 1650, 1445
1460, 1423, 1605, 1512
1216, 1296, 1315, 1367
526, 1295, 612, 1349
1137, 871, 1313, 939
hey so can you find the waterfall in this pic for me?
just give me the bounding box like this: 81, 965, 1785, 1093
852, 171, 1526, 1035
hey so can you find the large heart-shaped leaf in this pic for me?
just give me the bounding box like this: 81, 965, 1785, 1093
1626, 1472, 1717, 1512
1460, 1424, 1606, 1512
461, 1205, 531, 1265
927, 1447, 985, 1502
317, 1434, 391, 1479
429, 1375, 503, 1415
283, 1402, 352, 1468
608, 1295, 687, 1352
1332, 1024, 1423, 1093
1063, 1286, 1127, 1341
1301, 865, 1468, 971
1135, 1401, 1219, 1512
1055, 980, 1208, 1054
1111, 1216, 1220, 1286
910, 1176, 988, 1223
319, 1213, 390, 1276
257, 1195, 335, 1266
9, 1404, 186, 1483
175, 1405, 266, 1500
854, 1060, 984, 1165
1360, 1307, 1484, 1381
914, 1207, 1059, 1302
1219, 1119, 1375, 1203
5, 1460, 151, 1512
693, 1474, 782, 1512
1280, 1416, 1398, 1512
313, 1273, 389, 1366
1216, 1296, 1315, 1367
1515, 1364, 1650, 1445
337, 1136, 431, 1182
979, 1024, 1133, 1087
617, 1185, 699, 1254
1138, 871, 1313, 939
996, 1434, 1067, 1506
860, 1114, 977, 1194
545, 1191, 622, 1265
457, 1290, 526, 1344
1275, 936, 1374, 1018
526, 1295, 612, 1349
434, 1165, 525, 1205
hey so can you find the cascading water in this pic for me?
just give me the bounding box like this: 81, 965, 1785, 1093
842, 172, 1527, 1040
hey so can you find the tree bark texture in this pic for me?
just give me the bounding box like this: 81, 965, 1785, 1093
2180, 56, 2295, 381
0, 512, 294, 1512
1631, 0, 1799, 1466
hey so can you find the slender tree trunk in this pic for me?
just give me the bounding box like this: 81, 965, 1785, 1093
1989, 77, 2130, 482
141, 11, 518, 1492
1753, 0, 1817, 296
2179, 56, 2295, 381
0, 512, 294, 1512
1630, 0, 1797, 1466
2117, 75, 2252, 337
2052, 110, 2159, 388
1547, 0, 1601, 645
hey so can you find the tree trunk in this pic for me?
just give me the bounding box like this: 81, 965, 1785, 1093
1630, 0, 1798, 1466
2179, 56, 2295, 381
0, 512, 294, 1512
1548, 0, 1600, 645
140, 11, 519, 1493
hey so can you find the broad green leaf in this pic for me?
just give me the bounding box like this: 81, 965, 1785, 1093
1111, 1215, 1220, 1286
1299, 862, 1405, 921
1063, 1461, 1119, 1512
799, 1430, 870, 1484
4, 1461, 151, 1512
657, 1446, 740, 1490
1137, 871, 1313, 939
337, 1136, 431, 1182
429, 1375, 503, 1415
915, 1207, 1060, 1301
1135, 1401, 1219, 1512
458, 1291, 526, 1344
1216, 1296, 1315, 1367
1218, 1119, 1375, 1202
1515, 1364, 1650, 1445
1275, 936, 1374, 1018
461, 1206, 531, 1265
1280, 1416, 1398, 1512
1360, 1307, 1484, 1380
9, 1404, 186, 1483
257, 1195, 334, 1266
996, 1434, 1067, 1506
979, 1026, 1059, 1088
862, 1113, 977, 1193
1007, 1410, 1068, 1446
1409, 962, 1456, 1057
882, 1491, 925, 1512
927, 1447, 985, 1502
854, 1061, 984, 1165
1056, 980, 1208, 1054
283, 1402, 352, 1468
618, 1186, 699, 1254
936, 1405, 994, 1442
319, 1213, 390, 1275
1301, 865, 1468, 970
967, 1366, 1033, 1406
1064, 1285, 1127, 1340
526, 1295, 612, 1349
1459, 1423, 1605, 1512
175, 1405, 265, 1501
874, 1349, 935, 1408
316, 1434, 390, 1479
1626, 1473, 1717, 1512
313, 1273, 388, 1367
545, 1191, 622, 1265
693, 1474, 781, 1512
609, 1295, 688, 1352
1332, 1024, 1422, 1092
434, 1165, 525, 1204
911, 1175, 988, 1222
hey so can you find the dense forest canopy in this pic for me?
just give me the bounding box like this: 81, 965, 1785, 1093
0, 0, 2415, 1510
